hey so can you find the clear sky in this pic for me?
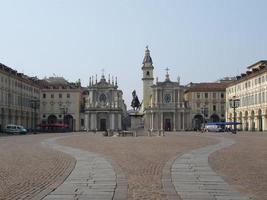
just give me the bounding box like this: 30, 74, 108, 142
1, 0, 267, 107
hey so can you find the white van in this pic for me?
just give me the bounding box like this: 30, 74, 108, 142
4, 124, 28, 134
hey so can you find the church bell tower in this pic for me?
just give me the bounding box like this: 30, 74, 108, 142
142, 46, 154, 111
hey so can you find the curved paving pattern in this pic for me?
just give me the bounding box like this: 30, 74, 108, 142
171, 136, 250, 200
42, 136, 127, 200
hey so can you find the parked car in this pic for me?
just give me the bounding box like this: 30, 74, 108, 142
205, 125, 224, 132
4, 124, 28, 135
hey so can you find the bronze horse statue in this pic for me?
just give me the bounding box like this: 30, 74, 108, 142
131, 90, 141, 111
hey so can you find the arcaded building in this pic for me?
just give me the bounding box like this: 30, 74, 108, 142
184, 82, 228, 130
0, 63, 40, 132
39, 77, 83, 131
226, 60, 267, 131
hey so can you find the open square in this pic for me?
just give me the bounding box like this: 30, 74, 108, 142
0, 131, 266, 200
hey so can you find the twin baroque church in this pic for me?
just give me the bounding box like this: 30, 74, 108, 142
83, 75, 125, 131
142, 47, 191, 132
82, 47, 191, 132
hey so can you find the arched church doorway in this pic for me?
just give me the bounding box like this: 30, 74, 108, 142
100, 119, 107, 131
164, 118, 171, 131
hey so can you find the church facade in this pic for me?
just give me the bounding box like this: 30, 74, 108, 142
83, 74, 125, 131
141, 47, 191, 132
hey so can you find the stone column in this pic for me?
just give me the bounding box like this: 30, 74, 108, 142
181, 112, 185, 130
161, 112, 163, 131
151, 112, 154, 131
90, 113, 96, 130
110, 114, 115, 130
159, 112, 164, 136
85, 114, 89, 131
262, 115, 266, 131
118, 114, 122, 130
173, 112, 176, 131
254, 116, 259, 131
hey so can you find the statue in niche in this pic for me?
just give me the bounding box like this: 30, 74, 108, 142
131, 90, 141, 111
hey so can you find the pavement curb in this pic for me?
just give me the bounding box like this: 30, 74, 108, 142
162, 154, 182, 200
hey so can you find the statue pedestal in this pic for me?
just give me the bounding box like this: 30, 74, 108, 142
129, 111, 143, 134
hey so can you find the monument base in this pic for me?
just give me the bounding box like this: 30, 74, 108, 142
129, 112, 144, 132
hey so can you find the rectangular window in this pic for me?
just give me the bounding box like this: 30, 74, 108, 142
51, 94, 54, 98
205, 93, 208, 98
221, 93, 224, 98
255, 95, 257, 104
213, 93, 216, 98
67, 93, 70, 98
59, 93, 62, 98
43, 93, 46, 98
213, 105, 216, 111
197, 93, 200, 99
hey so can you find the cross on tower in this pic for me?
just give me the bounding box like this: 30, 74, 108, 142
101, 68, 105, 79
165, 67, 170, 74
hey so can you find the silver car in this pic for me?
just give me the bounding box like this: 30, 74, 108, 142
4, 124, 28, 135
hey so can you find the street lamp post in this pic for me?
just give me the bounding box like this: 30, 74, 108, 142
60, 107, 68, 130
229, 96, 240, 134
201, 106, 207, 131
30, 97, 40, 134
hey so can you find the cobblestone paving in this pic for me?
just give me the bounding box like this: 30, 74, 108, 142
58, 132, 216, 200
210, 133, 267, 200
42, 136, 127, 200
0, 134, 75, 200
172, 136, 250, 200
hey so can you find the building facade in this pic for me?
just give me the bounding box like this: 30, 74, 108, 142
84, 74, 124, 131
144, 72, 191, 132
141, 47, 191, 132
0, 63, 40, 132
39, 77, 82, 131
226, 60, 267, 131
184, 82, 227, 130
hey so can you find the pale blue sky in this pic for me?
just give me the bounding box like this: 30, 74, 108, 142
1, 0, 267, 107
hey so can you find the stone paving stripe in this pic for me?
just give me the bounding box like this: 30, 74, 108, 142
171, 136, 251, 200
42, 136, 127, 200
162, 154, 182, 200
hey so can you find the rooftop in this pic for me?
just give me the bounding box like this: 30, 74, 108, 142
0, 63, 39, 85
185, 82, 228, 93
